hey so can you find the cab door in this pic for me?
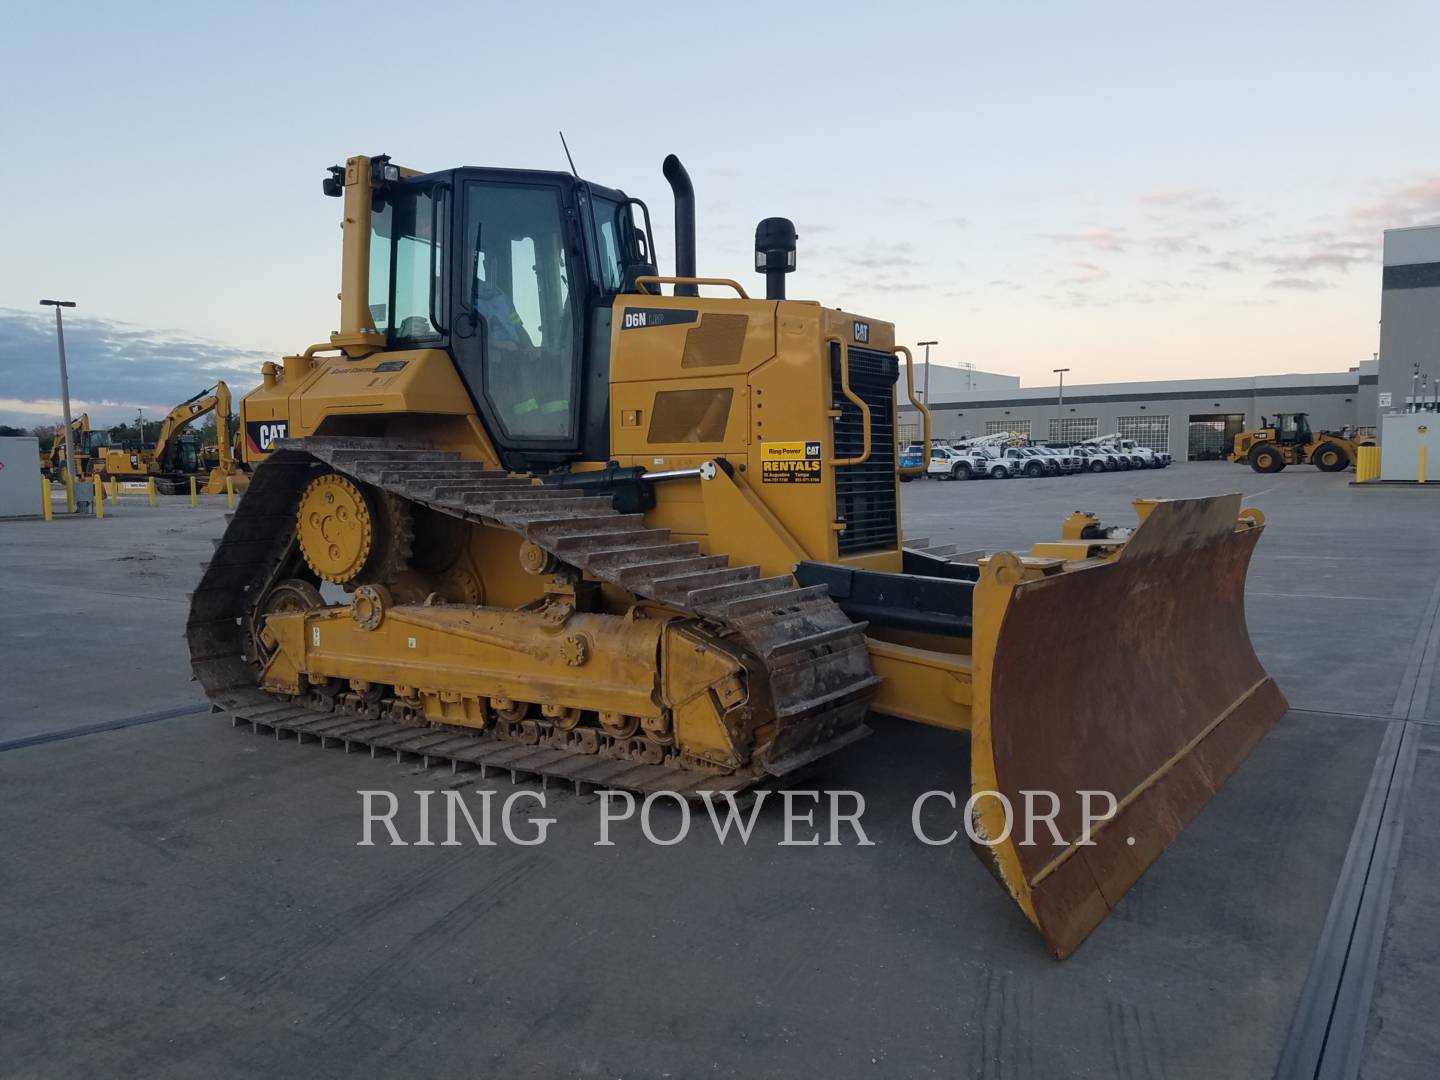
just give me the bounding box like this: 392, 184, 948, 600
449, 176, 585, 463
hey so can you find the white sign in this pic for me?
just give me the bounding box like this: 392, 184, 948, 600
1379, 392, 1393, 408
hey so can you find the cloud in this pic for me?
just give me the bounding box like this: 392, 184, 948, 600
1256, 229, 1379, 274
1350, 176, 1440, 230
0, 308, 269, 428
1266, 277, 1333, 292
1138, 189, 1235, 214
1203, 258, 1244, 273
1151, 234, 1213, 256
1043, 226, 1127, 252
1059, 261, 1109, 286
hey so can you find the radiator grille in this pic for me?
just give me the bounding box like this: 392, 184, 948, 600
830, 344, 899, 555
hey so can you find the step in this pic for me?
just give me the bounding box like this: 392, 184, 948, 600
723, 584, 831, 619
328, 450, 461, 467
762, 621, 868, 660
617, 555, 727, 587
464, 494, 614, 517
584, 543, 700, 570
686, 575, 793, 610
525, 514, 646, 538
376, 466, 509, 484
551, 529, 670, 555
653, 566, 756, 597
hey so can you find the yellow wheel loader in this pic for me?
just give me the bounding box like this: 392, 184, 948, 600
1228, 412, 1374, 473
189, 153, 1286, 958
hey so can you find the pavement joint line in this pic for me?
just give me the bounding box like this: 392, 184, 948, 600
1275, 571, 1440, 1080
1287, 707, 1440, 729
1390, 573, 1440, 720
0, 704, 209, 753
1246, 591, 1389, 603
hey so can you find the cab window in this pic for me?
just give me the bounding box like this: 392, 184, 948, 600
591, 195, 626, 293
463, 182, 578, 441
369, 187, 444, 340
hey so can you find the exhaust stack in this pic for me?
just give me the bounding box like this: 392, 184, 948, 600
662, 154, 697, 297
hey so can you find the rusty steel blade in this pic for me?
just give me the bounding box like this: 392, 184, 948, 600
969, 494, 1287, 958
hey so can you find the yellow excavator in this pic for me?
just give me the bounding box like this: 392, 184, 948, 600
40, 413, 106, 480
1228, 412, 1374, 473
98, 382, 247, 494
189, 153, 1286, 958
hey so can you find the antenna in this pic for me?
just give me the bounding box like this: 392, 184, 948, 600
558, 131, 580, 178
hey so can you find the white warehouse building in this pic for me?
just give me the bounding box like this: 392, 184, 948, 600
899, 360, 1378, 461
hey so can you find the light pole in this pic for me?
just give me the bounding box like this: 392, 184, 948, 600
1053, 367, 1070, 438
40, 299, 79, 502
918, 341, 938, 403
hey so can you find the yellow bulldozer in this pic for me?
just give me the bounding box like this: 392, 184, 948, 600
97, 382, 248, 494
1228, 412, 1374, 473
189, 153, 1286, 958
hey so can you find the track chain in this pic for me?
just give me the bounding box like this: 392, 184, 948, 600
187, 437, 877, 795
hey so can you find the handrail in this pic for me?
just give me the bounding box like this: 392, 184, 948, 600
896, 345, 930, 477
828, 336, 872, 467
633, 275, 750, 299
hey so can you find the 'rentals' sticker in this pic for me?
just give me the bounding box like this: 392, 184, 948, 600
760, 441, 823, 483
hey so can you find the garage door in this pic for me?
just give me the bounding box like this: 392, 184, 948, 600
1188, 414, 1246, 460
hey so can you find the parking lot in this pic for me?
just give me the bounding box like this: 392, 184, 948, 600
3, 463, 1438, 1078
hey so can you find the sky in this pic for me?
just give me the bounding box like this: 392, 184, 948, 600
3, 0, 1438, 429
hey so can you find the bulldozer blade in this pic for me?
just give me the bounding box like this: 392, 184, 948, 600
969, 493, 1287, 958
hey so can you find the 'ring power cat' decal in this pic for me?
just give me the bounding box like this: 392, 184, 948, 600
761, 441, 823, 484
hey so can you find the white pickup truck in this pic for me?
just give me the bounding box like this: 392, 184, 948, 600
927, 444, 1009, 480
1113, 437, 1171, 468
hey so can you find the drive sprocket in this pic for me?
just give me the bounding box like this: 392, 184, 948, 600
296, 472, 412, 587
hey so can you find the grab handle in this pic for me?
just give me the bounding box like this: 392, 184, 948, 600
828, 336, 872, 467
896, 344, 930, 477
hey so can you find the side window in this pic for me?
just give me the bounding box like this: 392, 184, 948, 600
591, 196, 625, 292
393, 190, 441, 339
369, 188, 443, 339
368, 200, 394, 333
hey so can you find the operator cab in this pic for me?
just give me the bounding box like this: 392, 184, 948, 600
1274, 412, 1312, 445
354, 158, 657, 469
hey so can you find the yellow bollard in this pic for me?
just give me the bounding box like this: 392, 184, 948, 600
64, 472, 75, 514
1355, 445, 1379, 482
226, 475, 235, 508
1420, 447, 1428, 485
190, 475, 198, 507
41, 478, 53, 522
148, 477, 158, 507
109, 478, 119, 503
94, 476, 105, 519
